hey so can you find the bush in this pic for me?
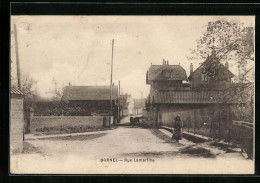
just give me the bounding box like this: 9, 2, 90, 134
35, 125, 99, 134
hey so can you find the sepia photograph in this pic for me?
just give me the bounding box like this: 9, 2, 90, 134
10, 15, 255, 174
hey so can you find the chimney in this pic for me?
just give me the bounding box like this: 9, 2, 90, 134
225, 60, 229, 69
211, 49, 216, 57
68, 82, 71, 86
167, 60, 169, 65
163, 59, 165, 65
190, 63, 193, 75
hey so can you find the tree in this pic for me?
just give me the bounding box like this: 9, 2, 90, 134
51, 77, 64, 102
192, 19, 253, 60
11, 71, 38, 96
20, 73, 38, 96
189, 19, 254, 123
189, 19, 254, 82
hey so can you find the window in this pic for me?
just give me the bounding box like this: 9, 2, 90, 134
202, 73, 208, 82
164, 70, 170, 77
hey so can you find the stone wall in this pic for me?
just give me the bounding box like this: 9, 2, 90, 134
10, 97, 24, 153
30, 116, 112, 132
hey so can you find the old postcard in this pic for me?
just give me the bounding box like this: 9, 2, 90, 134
10, 16, 255, 174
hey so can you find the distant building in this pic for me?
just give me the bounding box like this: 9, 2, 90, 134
62, 85, 118, 115
188, 55, 235, 90
118, 94, 134, 117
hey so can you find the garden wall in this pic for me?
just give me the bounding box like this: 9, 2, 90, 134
30, 116, 112, 133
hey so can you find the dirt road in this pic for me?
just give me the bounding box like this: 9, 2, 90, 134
10, 124, 254, 174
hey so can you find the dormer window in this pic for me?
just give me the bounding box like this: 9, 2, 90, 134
202, 73, 208, 82
164, 70, 171, 77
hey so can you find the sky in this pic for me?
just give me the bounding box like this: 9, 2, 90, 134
10, 16, 255, 99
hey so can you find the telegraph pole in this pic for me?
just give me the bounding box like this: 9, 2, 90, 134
109, 39, 114, 127
14, 23, 24, 142
14, 24, 21, 90
118, 80, 120, 123
119, 80, 120, 96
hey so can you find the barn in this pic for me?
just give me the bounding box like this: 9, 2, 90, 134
61, 85, 118, 116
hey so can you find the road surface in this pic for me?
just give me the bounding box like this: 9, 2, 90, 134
10, 120, 254, 174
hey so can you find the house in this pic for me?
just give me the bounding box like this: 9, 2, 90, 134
62, 85, 118, 115
188, 54, 235, 90
118, 94, 134, 117
145, 57, 250, 147
145, 58, 237, 136
146, 59, 189, 91
10, 88, 25, 153
145, 57, 252, 157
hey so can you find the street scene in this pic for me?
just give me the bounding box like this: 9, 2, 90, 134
10, 16, 254, 174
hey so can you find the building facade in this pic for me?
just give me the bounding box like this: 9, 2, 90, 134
145, 58, 236, 129
119, 94, 134, 117
10, 88, 24, 153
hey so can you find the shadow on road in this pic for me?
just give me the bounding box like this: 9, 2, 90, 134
38, 133, 107, 141
115, 122, 131, 127
120, 151, 179, 158
180, 145, 216, 158
120, 146, 216, 158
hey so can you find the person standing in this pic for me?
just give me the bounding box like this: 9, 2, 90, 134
172, 114, 183, 143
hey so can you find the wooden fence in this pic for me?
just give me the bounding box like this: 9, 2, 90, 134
183, 120, 253, 158
231, 120, 253, 158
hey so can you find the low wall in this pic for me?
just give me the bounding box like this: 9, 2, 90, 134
30, 116, 112, 132
161, 126, 209, 143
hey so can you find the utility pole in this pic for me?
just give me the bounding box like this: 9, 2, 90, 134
14, 23, 24, 142
118, 80, 120, 122
119, 80, 120, 96
14, 24, 21, 90
109, 39, 114, 127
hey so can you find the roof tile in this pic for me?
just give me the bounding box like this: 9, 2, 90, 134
148, 65, 187, 81
10, 88, 24, 95
150, 90, 240, 104
62, 86, 118, 101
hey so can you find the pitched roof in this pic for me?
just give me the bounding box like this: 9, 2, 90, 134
10, 88, 24, 95
149, 90, 239, 104
62, 86, 118, 101
189, 57, 235, 80
147, 64, 187, 82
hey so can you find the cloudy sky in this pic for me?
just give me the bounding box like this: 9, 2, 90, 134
11, 16, 254, 98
